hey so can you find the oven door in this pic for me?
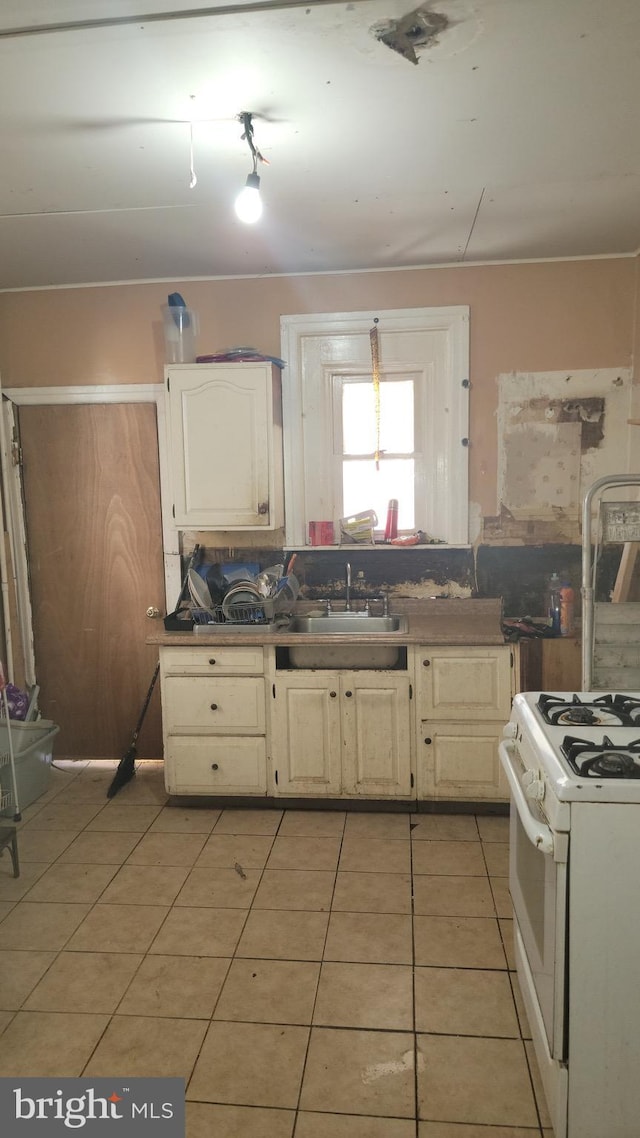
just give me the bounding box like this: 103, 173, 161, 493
499, 739, 568, 1061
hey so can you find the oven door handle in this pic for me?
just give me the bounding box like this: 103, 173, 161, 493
498, 740, 554, 855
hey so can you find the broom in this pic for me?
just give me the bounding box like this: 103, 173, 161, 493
106, 663, 160, 798
107, 545, 201, 799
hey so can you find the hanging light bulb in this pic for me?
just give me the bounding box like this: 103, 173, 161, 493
234, 171, 262, 223
234, 112, 267, 224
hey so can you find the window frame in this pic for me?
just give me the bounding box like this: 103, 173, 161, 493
280, 306, 469, 546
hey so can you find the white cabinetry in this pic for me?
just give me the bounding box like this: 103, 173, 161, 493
160, 646, 267, 795
415, 646, 513, 801
166, 362, 283, 529
270, 671, 412, 798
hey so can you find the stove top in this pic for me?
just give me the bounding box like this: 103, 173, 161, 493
561, 733, 640, 778
537, 692, 640, 728
509, 690, 640, 804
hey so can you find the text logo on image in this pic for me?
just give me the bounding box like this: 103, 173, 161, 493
0, 1078, 185, 1136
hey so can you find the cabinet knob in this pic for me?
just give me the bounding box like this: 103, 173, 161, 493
329, 691, 337, 698
210, 703, 218, 711
258, 501, 269, 515
211, 763, 219, 771
146, 606, 161, 619
208, 658, 216, 665
424, 737, 432, 744
345, 690, 353, 698
422, 659, 430, 667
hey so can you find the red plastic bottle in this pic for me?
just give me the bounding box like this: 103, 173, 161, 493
384, 499, 399, 542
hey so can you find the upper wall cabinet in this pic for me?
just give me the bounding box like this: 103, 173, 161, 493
166, 363, 284, 529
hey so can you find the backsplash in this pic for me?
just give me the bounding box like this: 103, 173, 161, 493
184, 542, 626, 619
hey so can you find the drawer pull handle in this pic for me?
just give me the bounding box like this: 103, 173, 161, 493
329, 691, 337, 698
345, 690, 353, 698
208, 658, 216, 665
211, 763, 219, 771
424, 737, 432, 744
422, 659, 430, 667
210, 703, 218, 711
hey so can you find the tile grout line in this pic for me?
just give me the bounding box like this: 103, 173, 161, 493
289, 809, 345, 1133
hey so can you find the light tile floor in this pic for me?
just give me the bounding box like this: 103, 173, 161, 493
0, 760, 553, 1137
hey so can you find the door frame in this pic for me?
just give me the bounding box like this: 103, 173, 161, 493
0, 383, 178, 687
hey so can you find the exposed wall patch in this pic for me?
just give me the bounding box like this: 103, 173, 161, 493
496, 369, 633, 537
372, 5, 450, 65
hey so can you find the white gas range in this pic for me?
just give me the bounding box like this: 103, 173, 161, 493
499, 690, 640, 1138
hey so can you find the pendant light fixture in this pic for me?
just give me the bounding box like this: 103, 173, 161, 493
234, 111, 267, 224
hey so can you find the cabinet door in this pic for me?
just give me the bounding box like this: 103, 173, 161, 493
270, 674, 342, 796
418, 721, 509, 801
167, 363, 280, 528
341, 675, 412, 797
417, 647, 512, 720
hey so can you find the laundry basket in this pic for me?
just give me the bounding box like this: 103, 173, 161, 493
0, 719, 60, 816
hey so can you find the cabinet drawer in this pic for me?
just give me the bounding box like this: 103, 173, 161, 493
165, 736, 267, 795
416, 647, 512, 720
161, 646, 264, 676
163, 676, 265, 732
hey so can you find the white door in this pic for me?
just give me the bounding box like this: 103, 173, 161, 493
167, 363, 281, 528
418, 721, 509, 801
341, 673, 412, 797
417, 647, 513, 721
270, 673, 342, 795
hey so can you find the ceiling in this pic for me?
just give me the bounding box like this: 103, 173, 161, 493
1, 0, 639, 290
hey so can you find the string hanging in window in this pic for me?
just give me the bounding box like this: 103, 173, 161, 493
369, 319, 381, 470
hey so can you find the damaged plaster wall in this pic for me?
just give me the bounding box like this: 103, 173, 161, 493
490, 368, 633, 544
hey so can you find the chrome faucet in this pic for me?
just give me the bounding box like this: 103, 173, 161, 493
345, 562, 352, 611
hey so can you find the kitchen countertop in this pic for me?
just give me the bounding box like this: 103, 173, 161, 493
147, 598, 506, 647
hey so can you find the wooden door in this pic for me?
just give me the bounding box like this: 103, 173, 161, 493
270, 673, 342, 795
417, 648, 513, 721
341, 674, 412, 797
18, 403, 165, 759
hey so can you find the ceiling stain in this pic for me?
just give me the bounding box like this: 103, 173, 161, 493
372, 5, 450, 65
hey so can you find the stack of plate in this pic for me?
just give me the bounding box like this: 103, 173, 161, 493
221, 581, 264, 622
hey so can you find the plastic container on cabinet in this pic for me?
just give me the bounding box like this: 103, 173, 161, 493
547, 572, 561, 634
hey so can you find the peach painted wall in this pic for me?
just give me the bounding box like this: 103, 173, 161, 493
632, 254, 640, 421
0, 256, 635, 519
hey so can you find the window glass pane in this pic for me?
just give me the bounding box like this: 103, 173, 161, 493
342, 381, 414, 455
343, 459, 415, 530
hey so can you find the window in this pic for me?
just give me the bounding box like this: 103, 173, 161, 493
281, 307, 469, 546
338, 376, 418, 532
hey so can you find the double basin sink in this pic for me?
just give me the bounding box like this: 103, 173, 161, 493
287, 611, 408, 669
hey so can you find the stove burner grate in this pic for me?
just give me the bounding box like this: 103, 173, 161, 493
561, 734, 640, 778
537, 693, 639, 727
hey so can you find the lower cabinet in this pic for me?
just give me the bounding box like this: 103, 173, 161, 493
414, 645, 514, 802
269, 671, 413, 798
160, 645, 268, 796
159, 642, 519, 802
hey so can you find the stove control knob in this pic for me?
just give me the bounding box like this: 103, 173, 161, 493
502, 721, 518, 739
522, 769, 545, 801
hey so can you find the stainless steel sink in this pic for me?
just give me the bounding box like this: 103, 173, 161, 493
287, 612, 408, 668
289, 614, 407, 635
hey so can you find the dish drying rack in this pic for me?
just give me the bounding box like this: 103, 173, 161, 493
193, 574, 299, 627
